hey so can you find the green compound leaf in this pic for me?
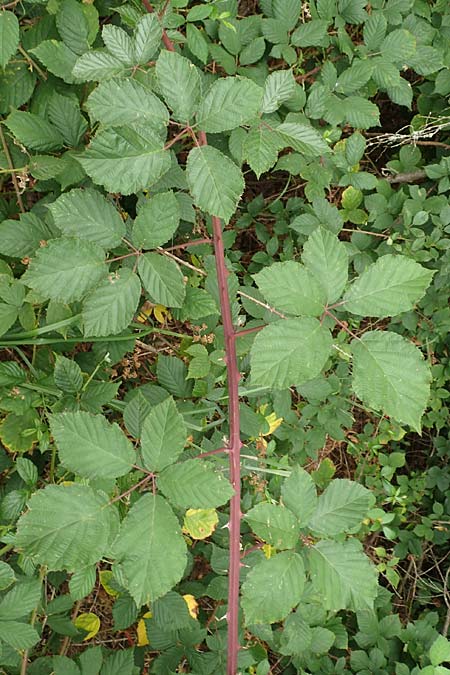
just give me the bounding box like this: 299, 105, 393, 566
158, 459, 234, 509
281, 465, 318, 526
72, 50, 127, 81
343, 254, 434, 317
307, 479, 373, 536
140, 396, 187, 472
5, 111, 64, 152
244, 503, 299, 549
0, 621, 40, 650
261, 69, 296, 113
56, 0, 92, 56
0, 562, 15, 591
138, 252, 186, 308
0, 213, 53, 258
54, 355, 83, 393
241, 551, 305, 624
15, 484, 114, 571
276, 122, 330, 156
31, 40, 81, 84
133, 13, 161, 64
102, 25, 134, 65
250, 318, 333, 389
186, 145, 244, 223
243, 125, 281, 178
302, 228, 348, 304
48, 188, 125, 249
351, 331, 431, 432
133, 191, 180, 249
77, 125, 171, 195
112, 494, 187, 607
308, 539, 378, 611
0, 578, 41, 620
86, 78, 169, 130
0, 303, 17, 337
22, 238, 106, 303
0, 11, 19, 68
156, 50, 201, 122
69, 565, 96, 601
342, 96, 380, 129
50, 411, 135, 479
196, 77, 263, 132
82, 267, 141, 337
253, 261, 327, 316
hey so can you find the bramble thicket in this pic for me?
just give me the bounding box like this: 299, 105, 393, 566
0, 1, 449, 674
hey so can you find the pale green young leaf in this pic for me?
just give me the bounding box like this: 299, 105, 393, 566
0, 213, 53, 258
156, 50, 201, 122
5, 111, 64, 152
250, 318, 333, 389
343, 255, 434, 317
158, 459, 234, 509
22, 238, 106, 303
77, 125, 171, 195
351, 331, 431, 432
102, 25, 134, 65
15, 484, 114, 571
50, 411, 135, 479
196, 77, 263, 133
253, 261, 327, 316
72, 50, 127, 81
0, 11, 19, 68
138, 253, 185, 307
47, 93, 88, 147
82, 268, 141, 337
86, 78, 169, 130
48, 188, 125, 249
241, 551, 305, 624
140, 396, 187, 472
0, 621, 40, 650
243, 125, 280, 178
261, 70, 296, 113
133, 13, 161, 64
112, 494, 187, 606
308, 539, 378, 611
281, 466, 317, 526
54, 355, 83, 393
186, 145, 244, 223
276, 122, 330, 156
31, 40, 81, 84
56, 0, 90, 55
302, 228, 348, 304
69, 565, 96, 601
0, 579, 41, 620
133, 191, 180, 249
244, 503, 299, 549
307, 479, 372, 536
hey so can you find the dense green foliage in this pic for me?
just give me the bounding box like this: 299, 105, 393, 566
0, 0, 449, 674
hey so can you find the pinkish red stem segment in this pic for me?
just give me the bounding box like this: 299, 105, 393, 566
141, 8, 243, 673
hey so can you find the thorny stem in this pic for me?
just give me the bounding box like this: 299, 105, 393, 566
141, 7, 243, 672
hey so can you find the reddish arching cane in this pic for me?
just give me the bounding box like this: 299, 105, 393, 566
141, 5, 243, 674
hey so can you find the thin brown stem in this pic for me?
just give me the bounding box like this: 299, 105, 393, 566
0, 125, 25, 213
235, 325, 265, 338
194, 447, 229, 459
325, 309, 361, 341
164, 238, 212, 251
157, 247, 207, 275
108, 474, 153, 505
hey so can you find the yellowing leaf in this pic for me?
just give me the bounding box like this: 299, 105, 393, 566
154, 304, 171, 323
262, 543, 276, 559
99, 570, 119, 597
137, 610, 152, 647
74, 612, 100, 640
183, 594, 198, 619
262, 412, 283, 436
183, 508, 218, 539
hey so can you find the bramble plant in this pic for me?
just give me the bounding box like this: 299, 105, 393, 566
0, 1, 449, 674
